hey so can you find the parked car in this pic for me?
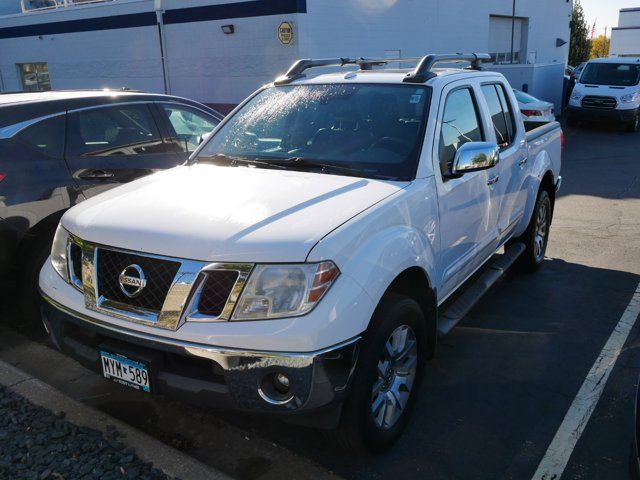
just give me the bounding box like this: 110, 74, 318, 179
39, 54, 562, 452
513, 89, 555, 124
0, 90, 223, 319
567, 57, 640, 132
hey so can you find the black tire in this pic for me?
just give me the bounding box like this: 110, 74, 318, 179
512, 189, 553, 273
566, 115, 579, 128
626, 113, 639, 133
18, 232, 55, 321
335, 293, 428, 453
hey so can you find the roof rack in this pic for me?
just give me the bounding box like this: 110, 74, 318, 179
274, 53, 491, 85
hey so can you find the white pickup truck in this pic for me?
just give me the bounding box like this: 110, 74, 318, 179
39, 54, 562, 452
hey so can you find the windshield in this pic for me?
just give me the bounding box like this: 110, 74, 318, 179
196, 83, 431, 180
580, 63, 640, 87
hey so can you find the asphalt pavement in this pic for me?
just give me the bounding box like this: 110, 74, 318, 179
0, 120, 639, 480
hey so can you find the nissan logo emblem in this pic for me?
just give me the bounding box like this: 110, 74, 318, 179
118, 264, 147, 298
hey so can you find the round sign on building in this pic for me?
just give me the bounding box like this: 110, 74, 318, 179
278, 21, 294, 45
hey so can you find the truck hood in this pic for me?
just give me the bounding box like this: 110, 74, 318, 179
62, 164, 407, 262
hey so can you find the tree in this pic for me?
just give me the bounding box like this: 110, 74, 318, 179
590, 35, 610, 59
569, 2, 591, 66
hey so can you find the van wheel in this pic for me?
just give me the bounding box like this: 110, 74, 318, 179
626, 114, 639, 133
18, 233, 54, 322
512, 189, 552, 273
335, 294, 427, 453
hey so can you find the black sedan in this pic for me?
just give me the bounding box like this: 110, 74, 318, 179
0, 89, 223, 319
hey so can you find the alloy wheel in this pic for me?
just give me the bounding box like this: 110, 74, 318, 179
370, 325, 418, 430
534, 198, 550, 263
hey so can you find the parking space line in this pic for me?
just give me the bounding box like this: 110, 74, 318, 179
532, 281, 640, 480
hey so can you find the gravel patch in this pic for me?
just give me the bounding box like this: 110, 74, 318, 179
0, 385, 175, 480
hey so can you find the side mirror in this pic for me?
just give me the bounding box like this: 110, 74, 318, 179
198, 131, 214, 145
451, 142, 500, 175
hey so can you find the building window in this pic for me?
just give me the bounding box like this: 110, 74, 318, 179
18, 63, 51, 92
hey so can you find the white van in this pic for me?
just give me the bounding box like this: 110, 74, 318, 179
567, 57, 640, 132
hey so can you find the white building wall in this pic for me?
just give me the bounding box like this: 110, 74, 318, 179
611, 9, 640, 58
298, 0, 571, 64
618, 8, 640, 27
0, 0, 572, 107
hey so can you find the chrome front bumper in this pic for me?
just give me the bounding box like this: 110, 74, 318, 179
41, 292, 360, 416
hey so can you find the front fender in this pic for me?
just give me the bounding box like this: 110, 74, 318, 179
308, 179, 439, 332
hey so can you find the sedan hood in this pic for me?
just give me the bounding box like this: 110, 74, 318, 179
62, 164, 406, 262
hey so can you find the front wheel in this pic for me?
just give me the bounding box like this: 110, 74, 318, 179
512, 189, 552, 273
335, 294, 427, 453
626, 113, 639, 133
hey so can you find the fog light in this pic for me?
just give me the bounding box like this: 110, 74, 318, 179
273, 373, 290, 394
258, 372, 294, 405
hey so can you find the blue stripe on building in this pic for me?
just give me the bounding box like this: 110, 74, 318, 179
0, 0, 306, 39
164, 0, 306, 25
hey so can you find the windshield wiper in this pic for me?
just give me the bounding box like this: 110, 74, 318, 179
196, 153, 288, 170
278, 157, 404, 180
275, 157, 368, 176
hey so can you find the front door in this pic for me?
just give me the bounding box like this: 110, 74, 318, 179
64, 103, 182, 199
433, 82, 501, 299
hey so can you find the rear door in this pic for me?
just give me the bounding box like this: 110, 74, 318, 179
64, 102, 182, 199
433, 80, 500, 299
479, 82, 528, 242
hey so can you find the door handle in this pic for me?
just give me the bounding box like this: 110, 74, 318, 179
78, 169, 114, 180
517, 156, 528, 167
487, 175, 500, 186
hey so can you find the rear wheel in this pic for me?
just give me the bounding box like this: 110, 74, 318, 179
512, 189, 552, 273
335, 294, 427, 453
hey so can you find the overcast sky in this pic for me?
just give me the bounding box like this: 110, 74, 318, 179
580, 0, 639, 37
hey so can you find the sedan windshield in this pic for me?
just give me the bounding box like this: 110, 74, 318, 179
580, 63, 640, 87
195, 84, 431, 180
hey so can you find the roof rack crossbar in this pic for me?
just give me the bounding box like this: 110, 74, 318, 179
274, 53, 491, 85
403, 53, 491, 83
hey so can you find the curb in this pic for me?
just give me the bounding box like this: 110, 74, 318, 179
0, 359, 233, 480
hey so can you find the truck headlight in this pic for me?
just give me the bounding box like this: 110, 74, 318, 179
232, 261, 340, 320
570, 91, 583, 101
50, 225, 70, 283
620, 92, 640, 104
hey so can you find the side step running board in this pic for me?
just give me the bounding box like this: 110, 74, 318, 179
437, 242, 526, 338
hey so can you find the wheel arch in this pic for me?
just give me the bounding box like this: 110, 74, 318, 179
15, 209, 67, 267
376, 266, 437, 359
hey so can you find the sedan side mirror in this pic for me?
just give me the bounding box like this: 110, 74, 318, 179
451, 142, 500, 175
198, 131, 214, 145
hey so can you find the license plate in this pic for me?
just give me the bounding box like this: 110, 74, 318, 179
100, 351, 150, 392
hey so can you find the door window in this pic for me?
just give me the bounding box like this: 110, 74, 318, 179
160, 104, 219, 153
14, 115, 65, 158
438, 88, 484, 177
481, 84, 516, 148
66, 104, 167, 157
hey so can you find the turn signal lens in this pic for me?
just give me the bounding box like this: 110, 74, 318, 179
308, 261, 340, 303
521, 109, 542, 117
